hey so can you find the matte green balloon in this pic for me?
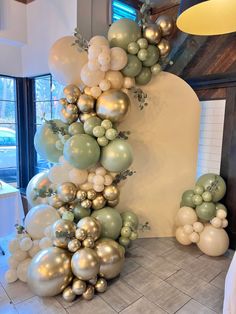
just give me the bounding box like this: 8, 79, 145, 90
196, 173, 226, 202
181, 190, 195, 208
101, 139, 133, 172
108, 18, 141, 50
135, 67, 152, 86
68, 122, 84, 135
92, 207, 122, 239
121, 54, 142, 78
127, 42, 139, 55
143, 45, 160, 67
83, 117, 102, 136
121, 211, 139, 229
63, 134, 100, 169
196, 202, 216, 221
34, 119, 67, 163
73, 205, 91, 222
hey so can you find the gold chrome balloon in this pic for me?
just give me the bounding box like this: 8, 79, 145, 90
57, 182, 77, 203
87, 190, 97, 201
92, 195, 106, 210
60, 107, 79, 124
62, 286, 76, 302
58, 206, 69, 217
68, 239, 81, 252
77, 190, 87, 202
88, 276, 97, 285
82, 285, 94, 300
27, 247, 73, 297
75, 228, 87, 241
77, 217, 101, 240
48, 194, 64, 209
103, 185, 120, 201
107, 198, 119, 207
143, 24, 162, 44
94, 239, 125, 279
60, 98, 68, 106
96, 89, 130, 123
81, 199, 92, 209
157, 38, 171, 57
95, 278, 107, 293
79, 111, 97, 123
52, 219, 76, 248
64, 84, 81, 103
156, 15, 175, 37
71, 248, 100, 281
83, 237, 95, 248
72, 279, 86, 295
77, 94, 95, 113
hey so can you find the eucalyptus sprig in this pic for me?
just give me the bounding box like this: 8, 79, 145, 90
138, 0, 152, 26
206, 175, 221, 194
118, 131, 131, 140
32, 187, 54, 200
15, 224, 26, 234
130, 87, 148, 110
73, 28, 89, 52
139, 222, 151, 232
113, 169, 136, 185
45, 119, 67, 136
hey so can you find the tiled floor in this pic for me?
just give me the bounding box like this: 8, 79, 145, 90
0, 237, 234, 314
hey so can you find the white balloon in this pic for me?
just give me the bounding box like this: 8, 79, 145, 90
95, 167, 106, 176
88, 173, 96, 183
216, 209, 227, 219
48, 36, 88, 86
222, 219, 228, 228
175, 227, 192, 245
89, 36, 109, 47
79, 182, 93, 191
98, 52, 111, 66
183, 224, 194, 235
123, 77, 135, 89
48, 164, 71, 184
193, 221, 204, 233
90, 86, 102, 98
189, 232, 200, 243
25, 204, 60, 240
94, 184, 104, 192
69, 168, 88, 185
104, 175, 113, 186
81, 63, 105, 87
211, 217, 222, 228
93, 175, 105, 185
5, 269, 18, 283
8, 238, 19, 254
19, 238, 33, 251
110, 47, 128, 71
88, 45, 102, 60
8, 256, 19, 269
17, 258, 31, 282
100, 64, 110, 72
105, 70, 124, 89
88, 59, 100, 71
39, 237, 53, 250
59, 156, 74, 170
28, 240, 40, 258
26, 171, 51, 207
44, 225, 53, 238
99, 79, 111, 91
12, 250, 28, 262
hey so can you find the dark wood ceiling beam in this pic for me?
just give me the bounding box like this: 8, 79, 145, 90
14, 0, 34, 4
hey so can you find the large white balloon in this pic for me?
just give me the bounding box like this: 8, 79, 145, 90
48, 164, 71, 184
110, 47, 128, 71
48, 36, 88, 86
81, 63, 105, 87
69, 168, 88, 185
25, 204, 60, 240
26, 171, 51, 207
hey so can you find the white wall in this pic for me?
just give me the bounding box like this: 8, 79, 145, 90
0, 43, 22, 76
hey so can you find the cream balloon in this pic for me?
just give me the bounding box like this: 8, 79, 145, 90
89, 36, 109, 47
48, 36, 88, 86
26, 171, 51, 207
69, 168, 88, 185
25, 204, 60, 240
48, 164, 71, 184
5, 269, 18, 283
175, 207, 198, 226
175, 227, 192, 245
193, 221, 204, 233
189, 232, 200, 243
105, 71, 124, 89
17, 258, 31, 282
197, 224, 229, 256
110, 47, 128, 71
81, 63, 105, 87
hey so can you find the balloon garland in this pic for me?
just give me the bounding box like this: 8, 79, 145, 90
5, 3, 175, 303
175, 173, 230, 256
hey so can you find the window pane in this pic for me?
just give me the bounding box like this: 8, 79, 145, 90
35, 101, 52, 124
52, 100, 62, 120
112, 0, 137, 22
51, 79, 64, 100
0, 77, 15, 101
0, 101, 16, 124
35, 76, 51, 101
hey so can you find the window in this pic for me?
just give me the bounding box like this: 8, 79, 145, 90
112, 0, 137, 22
33, 75, 64, 173
0, 76, 18, 184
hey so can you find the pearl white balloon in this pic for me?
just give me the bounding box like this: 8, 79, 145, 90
175, 227, 192, 245
98, 52, 111, 66
39, 237, 53, 250
88, 59, 100, 71
193, 221, 204, 233
48, 164, 71, 185
175, 207, 198, 226
79, 182, 93, 191
99, 79, 111, 91
211, 217, 222, 228
8, 256, 19, 269
94, 184, 104, 192
88, 45, 102, 60
104, 175, 113, 186
17, 258, 31, 282
48, 36, 88, 86
28, 240, 40, 258
12, 250, 28, 262
222, 219, 228, 228
8, 239, 19, 254
183, 224, 194, 235
110, 47, 128, 71
25, 204, 60, 240
89, 36, 109, 47
20, 238, 33, 251
90, 86, 102, 98
123, 77, 135, 89
197, 224, 229, 256
105, 71, 124, 89
44, 225, 53, 238
69, 168, 88, 185
26, 171, 51, 207
216, 209, 227, 219
93, 175, 105, 185
81, 64, 105, 87
5, 269, 18, 283
189, 232, 200, 243
88, 173, 96, 183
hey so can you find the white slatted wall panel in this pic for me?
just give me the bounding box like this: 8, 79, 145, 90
196, 99, 226, 178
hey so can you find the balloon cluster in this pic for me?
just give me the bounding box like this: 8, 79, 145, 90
175, 173, 229, 256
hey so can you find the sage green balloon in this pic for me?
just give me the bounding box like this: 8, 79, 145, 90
143, 45, 160, 67
196, 202, 216, 221
137, 49, 148, 61
73, 204, 91, 222
215, 203, 227, 214
128, 42, 139, 55
68, 122, 84, 135
92, 207, 122, 239
196, 173, 226, 202
181, 190, 195, 208
83, 117, 102, 136
121, 54, 142, 78
121, 211, 139, 229
101, 139, 133, 172
34, 119, 67, 163
108, 18, 141, 50
63, 134, 100, 169
135, 67, 152, 86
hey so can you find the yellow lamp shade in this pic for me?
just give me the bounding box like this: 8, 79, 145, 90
177, 0, 236, 35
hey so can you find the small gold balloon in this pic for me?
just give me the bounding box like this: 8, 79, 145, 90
79, 111, 97, 123
60, 98, 68, 106
67, 104, 79, 114
60, 107, 79, 124
77, 94, 95, 113
75, 228, 87, 241
57, 182, 77, 203
96, 89, 130, 123
92, 195, 106, 210
71, 248, 100, 281
48, 194, 64, 209
68, 239, 81, 252
156, 15, 174, 37
72, 279, 86, 295
52, 219, 76, 248
95, 278, 107, 293
107, 198, 119, 207
58, 206, 69, 217
158, 38, 171, 57
77, 190, 87, 202
77, 217, 101, 241
84, 86, 92, 96
81, 199, 92, 209
87, 190, 97, 200
82, 285, 94, 301
63, 84, 81, 103
143, 24, 162, 44
62, 286, 76, 302
83, 237, 95, 248
88, 276, 97, 285
27, 247, 73, 297
103, 185, 120, 201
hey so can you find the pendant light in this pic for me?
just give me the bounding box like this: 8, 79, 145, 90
177, 0, 236, 35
